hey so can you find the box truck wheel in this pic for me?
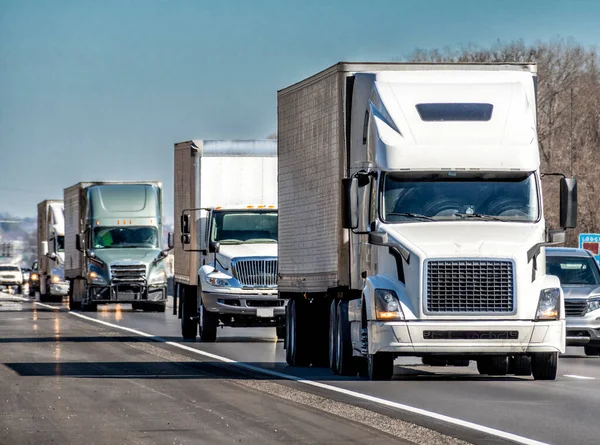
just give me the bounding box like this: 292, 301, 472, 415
531, 352, 558, 380
584, 346, 600, 356
509, 356, 532, 376
68, 280, 80, 310
285, 298, 311, 366
336, 301, 357, 376
199, 302, 218, 342
276, 325, 285, 340
16, 285, 22, 295
367, 352, 394, 381
180, 286, 198, 340
329, 299, 339, 374
477, 356, 509, 376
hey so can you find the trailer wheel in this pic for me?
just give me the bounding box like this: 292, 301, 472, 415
336, 301, 357, 376
276, 325, 285, 341
584, 346, 600, 356
180, 286, 198, 340
199, 302, 218, 342
285, 298, 311, 366
329, 299, 339, 374
477, 356, 509, 376
531, 352, 558, 380
367, 352, 394, 381
510, 356, 532, 376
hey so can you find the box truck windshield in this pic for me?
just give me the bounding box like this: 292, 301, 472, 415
56, 236, 65, 252
93, 226, 159, 249
382, 171, 539, 222
211, 211, 278, 244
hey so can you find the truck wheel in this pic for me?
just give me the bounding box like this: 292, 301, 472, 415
141, 302, 166, 313
199, 302, 218, 342
477, 356, 508, 375
584, 346, 600, 356
285, 298, 311, 367
180, 287, 198, 340
510, 356, 532, 376
329, 299, 339, 374
81, 302, 97, 312
531, 352, 558, 380
367, 352, 394, 381
336, 301, 357, 376
276, 325, 285, 341
16, 285, 22, 295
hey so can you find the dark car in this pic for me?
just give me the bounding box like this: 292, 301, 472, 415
28, 260, 40, 297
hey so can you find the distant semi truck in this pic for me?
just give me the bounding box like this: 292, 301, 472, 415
64, 181, 169, 311
37, 200, 69, 302
174, 140, 285, 341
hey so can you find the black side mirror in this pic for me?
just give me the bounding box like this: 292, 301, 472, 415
342, 177, 358, 229
209, 241, 220, 254
181, 213, 191, 235
560, 177, 577, 229
167, 232, 174, 249
46, 252, 57, 261
368, 231, 388, 245
75, 234, 83, 252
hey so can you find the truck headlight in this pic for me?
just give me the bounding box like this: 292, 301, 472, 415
206, 276, 230, 287
51, 275, 61, 284
148, 268, 167, 285
536, 288, 561, 320
88, 270, 107, 285
374, 289, 404, 320
30, 273, 39, 281
585, 298, 600, 314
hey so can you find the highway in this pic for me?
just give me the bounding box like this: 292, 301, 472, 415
2, 293, 599, 445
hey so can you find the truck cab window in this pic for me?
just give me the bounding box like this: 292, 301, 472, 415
93, 227, 159, 249
211, 211, 278, 244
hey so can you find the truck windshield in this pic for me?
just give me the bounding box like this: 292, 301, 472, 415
93, 227, 159, 249
211, 211, 278, 244
56, 235, 65, 252
546, 256, 600, 285
382, 171, 539, 222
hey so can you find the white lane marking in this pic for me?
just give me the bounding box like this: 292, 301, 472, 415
36, 302, 548, 445
563, 374, 596, 380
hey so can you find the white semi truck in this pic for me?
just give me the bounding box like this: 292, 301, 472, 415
37, 200, 70, 302
277, 62, 578, 380
175, 140, 285, 341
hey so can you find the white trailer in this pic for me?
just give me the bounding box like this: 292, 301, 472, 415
37, 200, 69, 301
174, 140, 285, 341
277, 62, 578, 380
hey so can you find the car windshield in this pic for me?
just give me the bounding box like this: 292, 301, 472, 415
546, 256, 600, 285
381, 171, 539, 222
0, 266, 20, 272
93, 226, 159, 249
211, 211, 278, 244
56, 235, 65, 252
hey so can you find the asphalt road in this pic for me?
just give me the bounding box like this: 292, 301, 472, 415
2, 294, 600, 445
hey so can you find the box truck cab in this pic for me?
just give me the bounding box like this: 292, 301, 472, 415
174, 140, 285, 341
277, 63, 577, 381
38, 200, 70, 301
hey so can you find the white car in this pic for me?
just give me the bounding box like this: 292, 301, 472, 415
0, 265, 24, 294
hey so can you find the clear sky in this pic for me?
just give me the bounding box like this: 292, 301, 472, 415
1, 0, 599, 219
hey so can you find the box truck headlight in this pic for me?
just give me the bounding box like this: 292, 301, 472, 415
374, 289, 404, 320
585, 298, 600, 314
30, 273, 39, 281
51, 275, 61, 284
536, 288, 561, 320
88, 270, 107, 285
206, 276, 230, 287
148, 269, 167, 285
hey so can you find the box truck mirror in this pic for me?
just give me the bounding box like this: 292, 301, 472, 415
167, 232, 175, 250
209, 241, 220, 254
181, 213, 191, 235
47, 252, 57, 261
560, 177, 577, 229
75, 234, 83, 252
548, 230, 566, 244
342, 178, 358, 229
181, 234, 191, 245
41, 241, 48, 256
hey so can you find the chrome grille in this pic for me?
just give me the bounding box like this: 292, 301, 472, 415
110, 264, 146, 283
565, 300, 587, 317
426, 260, 514, 313
232, 259, 277, 288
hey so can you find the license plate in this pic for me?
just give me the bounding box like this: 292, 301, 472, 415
256, 307, 274, 318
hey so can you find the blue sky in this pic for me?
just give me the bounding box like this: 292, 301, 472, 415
1, 0, 599, 219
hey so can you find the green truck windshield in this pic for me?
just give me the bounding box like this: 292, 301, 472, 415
211, 211, 277, 244
93, 227, 158, 249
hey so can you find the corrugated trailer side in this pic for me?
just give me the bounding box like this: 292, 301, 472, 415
37, 201, 49, 275
64, 183, 86, 279
277, 66, 348, 294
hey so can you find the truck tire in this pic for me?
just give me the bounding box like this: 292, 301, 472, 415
336, 301, 357, 376
276, 325, 285, 340
81, 302, 97, 312
329, 299, 339, 374
531, 352, 558, 380
199, 302, 218, 342
510, 356, 532, 376
477, 356, 509, 375
285, 298, 311, 367
141, 302, 166, 313
180, 286, 198, 340
584, 346, 600, 356
367, 352, 394, 381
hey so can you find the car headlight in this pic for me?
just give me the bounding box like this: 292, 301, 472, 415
536, 288, 561, 320
205, 275, 230, 287
51, 275, 61, 284
586, 298, 600, 314
374, 289, 404, 320
148, 268, 167, 285
30, 273, 39, 281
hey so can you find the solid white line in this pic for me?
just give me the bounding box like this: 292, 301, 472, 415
36, 302, 548, 445
563, 374, 595, 380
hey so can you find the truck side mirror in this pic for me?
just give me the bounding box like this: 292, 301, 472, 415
342, 177, 358, 229
560, 177, 577, 229
41, 241, 48, 256
75, 234, 83, 252
548, 230, 566, 244
209, 241, 220, 254
167, 232, 174, 249
47, 252, 57, 261
181, 213, 191, 235
181, 234, 191, 245
368, 231, 388, 245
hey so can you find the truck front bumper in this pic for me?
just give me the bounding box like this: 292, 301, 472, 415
50, 282, 70, 296
202, 290, 286, 320
566, 317, 600, 346
369, 320, 565, 355
88, 283, 167, 304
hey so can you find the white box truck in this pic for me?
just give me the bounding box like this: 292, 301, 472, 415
65, 181, 169, 311
37, 200, 69, 301
175, 140, 285, 341
277, 62, 578, 380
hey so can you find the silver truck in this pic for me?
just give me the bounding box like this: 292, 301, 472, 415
37, 200, 70, 301
64, 181, 169, 311
174, 140, 285, 341
277, 62, 577, 380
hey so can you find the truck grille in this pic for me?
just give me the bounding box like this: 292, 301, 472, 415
110, 264, 146, 283
565, 300, 587, 316
426, 260, 514, 313
232, 259, 277, 288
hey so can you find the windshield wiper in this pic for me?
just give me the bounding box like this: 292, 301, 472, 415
454, 213, 504, 221
387, 212, 436, 221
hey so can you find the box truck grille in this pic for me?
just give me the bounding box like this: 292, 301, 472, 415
426, 260, 514, 313
565, 300, 587, 316
110, 264, 146, 283
232, 259, 277, 288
